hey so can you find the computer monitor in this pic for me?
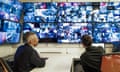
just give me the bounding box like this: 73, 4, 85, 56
92, 2, 120, 22
112, 41, 120, 52
57, 23, 92, 43
93, 22, 120, 43
92, 43, 105, 49
57, 2, 91, 22
23, 22, 57, 42
0, 20, 21, 44
0, 2, 23, 22
23, 2, 57, 23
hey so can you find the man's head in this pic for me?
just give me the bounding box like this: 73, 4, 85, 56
81, 35, 92, 48
23, 32, 39, 47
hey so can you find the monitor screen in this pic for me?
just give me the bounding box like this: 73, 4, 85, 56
0, 20, 21, 44
57, 2, 93, 22
92, 43, 105, 49
93, 23, 120, 43
39, 23, 57, 39
57, 23, 92, 43
112, 42, 120, 52
23, 2, 57, 23
0, 2, 22, 22
93, 2, 120, 22
23, 23, 40, 34
23, 3, 35, 22
23, 23, 57, 42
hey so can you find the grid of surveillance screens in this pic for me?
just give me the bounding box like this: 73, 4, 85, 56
0, 0, 23, 22
23, 2, 120, 23
23, 2, 120, 43
23, 23, 92, 43
0, 19, 21, 44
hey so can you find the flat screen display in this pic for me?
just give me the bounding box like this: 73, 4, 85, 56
57, 23, 92, 43
0, 2, 23, 22
93, 23, 120, 43
112, 42, 120, 52
0, 20, 21, 44
23, 2, 57, 23
92, 43, 104, 49
57, 2, 92, 22
23, 23, 57, 42
92, 2, 120, 22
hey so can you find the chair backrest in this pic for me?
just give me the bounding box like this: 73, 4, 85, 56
72, 58, 84, 72
0, 58, 9, 72
0, 58, 13, 72
101, 52, 120, 72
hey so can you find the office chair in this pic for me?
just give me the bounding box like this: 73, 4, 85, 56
101, 52, 120, 72
72, 58, 84, 72
0, 58, 13, 72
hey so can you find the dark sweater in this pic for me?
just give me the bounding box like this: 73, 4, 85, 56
14, 44, 45, 72
80, 46, 104, 72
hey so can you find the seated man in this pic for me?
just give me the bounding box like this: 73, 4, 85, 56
14, 32, 47, 72
80, 35, 104, 72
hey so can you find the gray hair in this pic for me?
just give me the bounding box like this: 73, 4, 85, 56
23, 32, 37, 43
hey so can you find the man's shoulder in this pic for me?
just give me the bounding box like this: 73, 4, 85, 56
17, 45, 24, 50
18, 45, 24, 48
94, 46, 104, 51
91, 46, 103, 49
17, 44, 33, 51
91, 46, 105, 54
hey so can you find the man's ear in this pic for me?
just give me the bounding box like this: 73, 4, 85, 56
29, 39, 33, 44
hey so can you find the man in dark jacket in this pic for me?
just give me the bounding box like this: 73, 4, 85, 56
14, 32, 47, 72
80, 35, 104, 72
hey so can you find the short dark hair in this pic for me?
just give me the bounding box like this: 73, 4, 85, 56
81, 35, 92, 47
23, 32, 36, 42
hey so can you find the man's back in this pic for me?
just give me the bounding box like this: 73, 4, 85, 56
80, 46, 104, 72
14, 44, 45, 72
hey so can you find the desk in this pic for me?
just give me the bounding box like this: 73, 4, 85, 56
31, 54, 73, 72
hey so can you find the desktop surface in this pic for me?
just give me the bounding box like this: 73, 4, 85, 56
31, 53, 73, 72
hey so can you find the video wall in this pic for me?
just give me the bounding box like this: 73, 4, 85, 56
23, 2, 120, 23
1, 1, 120, 44
0, 0, 22, 44
23, 2, 120, 43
